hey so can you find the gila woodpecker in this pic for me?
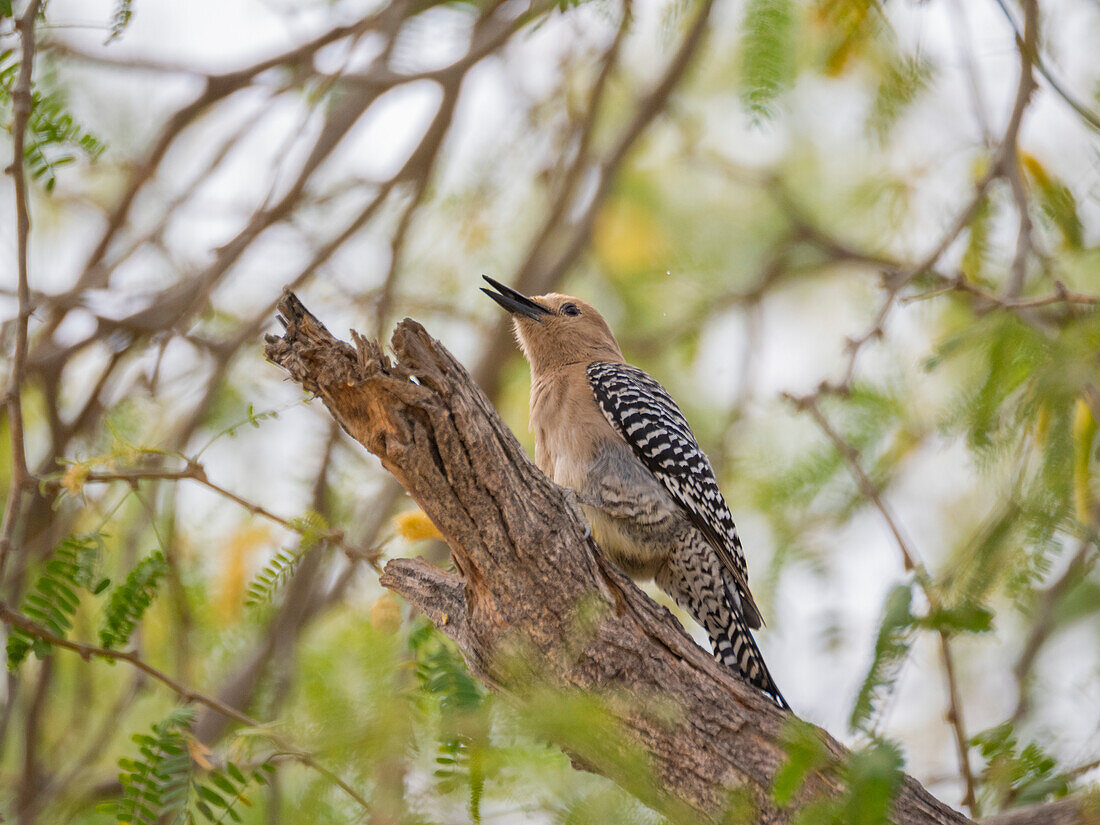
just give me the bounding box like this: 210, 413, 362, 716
481, 276, 787, 708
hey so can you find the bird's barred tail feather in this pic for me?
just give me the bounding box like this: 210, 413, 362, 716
657, 531, 787, 709
713, 610, 788, 709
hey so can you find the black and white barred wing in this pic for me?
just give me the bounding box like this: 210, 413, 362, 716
587, 361, 763, 629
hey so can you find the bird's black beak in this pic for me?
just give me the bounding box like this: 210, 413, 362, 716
481, 275, 552, 321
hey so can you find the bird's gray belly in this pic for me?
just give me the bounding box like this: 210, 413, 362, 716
578, 443, 685, 580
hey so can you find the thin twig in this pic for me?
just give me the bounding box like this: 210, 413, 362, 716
474, 0, 711, 398
990, 0, 1100, 133
821, 0, 1038, 400
0, 0, 43, 585
44, 460, 383, 571
903, 276, 1100, 311
783, 394, 921, 574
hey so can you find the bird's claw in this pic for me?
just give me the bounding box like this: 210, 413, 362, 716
561, 487, 594, 540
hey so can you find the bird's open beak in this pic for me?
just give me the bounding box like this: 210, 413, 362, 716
481, 276, 552, 321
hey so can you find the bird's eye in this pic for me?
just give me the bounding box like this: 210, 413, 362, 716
561, 303, 581, 317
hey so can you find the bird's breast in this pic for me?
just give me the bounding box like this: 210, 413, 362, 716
529, 367, 611, 488
529, 366, 679, 580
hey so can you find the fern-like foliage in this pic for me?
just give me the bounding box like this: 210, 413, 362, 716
116, 707, 195, 825
100, 551, 168, 649
107, 0, 134, 43
868, 53, 934, 140
245, 511, 327, 608
114, 707, 274, 825
0, 50, 107, 192
961, 192, 995, 282
773, 727, 904, 825
973, 723, 1071, 810
739, 0, 795, 121
410, 617, 488, 822
244, 548, 306, 608
194, 760, 273, 825
849, 584, 914, 735
772, 718, 829, 807
1020, 153, 1084, 250
7, 534, 107, 668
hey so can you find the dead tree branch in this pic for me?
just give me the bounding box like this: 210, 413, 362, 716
263, 291, 1027, 824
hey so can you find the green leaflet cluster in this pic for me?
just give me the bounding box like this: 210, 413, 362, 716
972, 723, 1071, 810
244, 511, 327, 608
6, 535, 108, 667
100, 552, 168, 649
849, 583, 993, 737
0, 50, 106, 193
113, 707, 274, 825
771, 719, 905, 825
847, 584, 915, 737
409, 617, 488, 824
6, 534, 167, 669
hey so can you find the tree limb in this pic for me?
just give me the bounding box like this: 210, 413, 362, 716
263, 290, 1051, 824
982, 795, 1100, 825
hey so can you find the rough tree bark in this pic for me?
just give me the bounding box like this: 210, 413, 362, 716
264, 291, 1097, 825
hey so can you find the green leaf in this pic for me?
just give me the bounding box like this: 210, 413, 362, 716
840, 739, 905, 825
7, 534, 103, 669
772, 718, 828, 806
196, 784, 226, 807
209, 772, 237, 796
849, 584, 914, 734
740, 0, 795, 120
99, 552, 168, 649
916, 603, 994, 635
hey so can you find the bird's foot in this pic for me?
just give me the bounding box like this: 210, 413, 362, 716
561, 487, 594, 540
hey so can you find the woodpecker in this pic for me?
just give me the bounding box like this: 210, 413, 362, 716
481, 276, 787, 708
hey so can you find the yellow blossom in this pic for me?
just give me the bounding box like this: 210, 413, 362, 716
394, 509, 442, 542
370, 592, 403, 634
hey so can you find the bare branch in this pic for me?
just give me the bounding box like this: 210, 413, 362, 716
42, 458, 383, 570
981, 796, 1100, 825
0, 0, 44, 585
475, 0, 713, 398
989, 0, 1100, 134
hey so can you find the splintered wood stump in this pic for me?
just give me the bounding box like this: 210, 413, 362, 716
263, 290, 980, 824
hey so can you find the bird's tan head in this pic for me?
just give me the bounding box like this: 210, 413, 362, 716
481, 276, 623, 374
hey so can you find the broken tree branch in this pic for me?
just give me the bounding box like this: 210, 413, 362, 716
263, 290, 1019, 824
